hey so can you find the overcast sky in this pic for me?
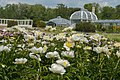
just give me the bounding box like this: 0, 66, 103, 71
0, 0, 120, 8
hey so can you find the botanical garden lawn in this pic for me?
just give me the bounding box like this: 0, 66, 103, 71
103, 33, 120, 42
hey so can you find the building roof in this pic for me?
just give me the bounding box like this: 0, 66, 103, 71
70, 9, 98, 21
94, 20, 120, 23
49, 16, 71, 25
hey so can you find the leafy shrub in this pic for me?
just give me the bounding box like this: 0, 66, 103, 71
36, 20, 46, 28
100, 26, 120, 33
75, 22, 96, 32
101, 26, 107, 32
33, 18, 39, 27
95, 24, 103, 31
7, 20, 18, 27
113, 26, 120, 33
33, 19, 46, 28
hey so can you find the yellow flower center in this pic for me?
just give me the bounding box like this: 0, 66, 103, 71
63, 62, 67, 67
66, 42, 73, 48
76, 45, 81, 48
43, 45, 48, 52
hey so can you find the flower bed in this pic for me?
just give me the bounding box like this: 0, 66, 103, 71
0, 26, 120, 80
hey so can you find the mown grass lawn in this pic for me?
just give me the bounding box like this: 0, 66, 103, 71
103, 33, 120, 42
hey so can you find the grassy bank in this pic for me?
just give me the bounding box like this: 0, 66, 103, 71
102, 33, 120, 42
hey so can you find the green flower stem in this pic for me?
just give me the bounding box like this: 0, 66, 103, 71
33, 60, 36, 68
61, 75, 63, 80
110, 58, 120, 80
38, 61, 41, 79
98, 53, 104, 79
57, 75, 60, 80
36, 74, 39, 80
52, 59, 54, 63
114, 58, 120, 70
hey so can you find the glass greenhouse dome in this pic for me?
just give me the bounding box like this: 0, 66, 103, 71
70, 9, 98, 24
47, 16, 71, 27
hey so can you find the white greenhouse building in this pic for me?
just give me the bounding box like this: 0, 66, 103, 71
47, 16, 71, 27
70, 9, 98, 24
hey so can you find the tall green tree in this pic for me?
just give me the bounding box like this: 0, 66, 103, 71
84, 3, 101, 19
101, 6, 116, 19
84, 3, 100, 13
116, 5, 120, 19
44, 8, 56, 21
0, 3, 119, 21
16, 3, 32, 19
55, 4, 68, 19
30, 4, 46, 20
0, 6, 4, 18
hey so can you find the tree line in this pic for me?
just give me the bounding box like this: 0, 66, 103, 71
0, 3, 120, 21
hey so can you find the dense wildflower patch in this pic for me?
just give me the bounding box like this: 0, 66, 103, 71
0, 26, 120, 80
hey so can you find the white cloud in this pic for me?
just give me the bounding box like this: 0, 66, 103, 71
0, 0, 120, 7
100, 2, 109, 7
